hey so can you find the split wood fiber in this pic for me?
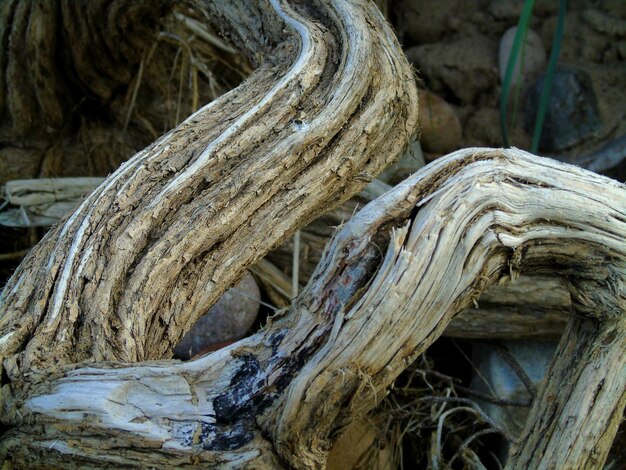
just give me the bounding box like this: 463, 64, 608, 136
1, 1, 624, 469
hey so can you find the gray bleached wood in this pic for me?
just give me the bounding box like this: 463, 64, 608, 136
0, 0, 417, 369
0, 0, 417, 467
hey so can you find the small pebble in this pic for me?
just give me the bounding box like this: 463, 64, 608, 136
418, 89, 462, 154
499, 26, 547, 90
173, 271, 260, 359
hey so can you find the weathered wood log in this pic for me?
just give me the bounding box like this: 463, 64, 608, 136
0, 175, 569, 341
1, 2, 625, 469
1, 0, 417, 467
256, 255, 571, 339
2, 148, 625, 469
0, 174, 571, 338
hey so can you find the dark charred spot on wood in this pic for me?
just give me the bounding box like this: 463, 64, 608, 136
268, 328, 331, 388
271, 340, 322, 391
200, 421, 254, 451
268, 329, 287, 356
212, 331, 324, 425
213, 353, 273, 422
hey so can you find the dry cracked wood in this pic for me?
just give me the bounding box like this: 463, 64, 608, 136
2, 149, 625, 469
0, 0, 417, 371
263, 186, 572, 339
1, 175, 571, 338
1, 1, 625, 469
0, 0, 417, 467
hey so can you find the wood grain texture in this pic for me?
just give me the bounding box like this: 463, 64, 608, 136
2, 148, 625, 468
1, 1, 624, 469
0, 0, 417, 372
0, 0, 418, 467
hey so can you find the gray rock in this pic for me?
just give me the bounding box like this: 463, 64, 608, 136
525, 66, 603, 152
378, 139, 425, 185
499, 27, 547, 91
470, 340, 558, 458
173, 271, 260, 359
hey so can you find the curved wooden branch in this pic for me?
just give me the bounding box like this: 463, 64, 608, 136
2, 149, 624, 468
0, 0, 417, 372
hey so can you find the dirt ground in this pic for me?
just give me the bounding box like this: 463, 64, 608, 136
394, 0, 626, 165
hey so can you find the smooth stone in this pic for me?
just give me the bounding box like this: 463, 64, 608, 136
378, 139, 425, 185
470, 340, 558, 458
418, 89, 463, 154
525, 66, 603, 152
173, 271, 260, 359
499, 26, 547, 90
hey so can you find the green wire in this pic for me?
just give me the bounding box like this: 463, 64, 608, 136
510, 25, 529, 130
531, 0, 567, 153
500, 0, 536, 148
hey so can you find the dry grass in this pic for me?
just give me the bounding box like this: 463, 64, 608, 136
370, 351, 511, 470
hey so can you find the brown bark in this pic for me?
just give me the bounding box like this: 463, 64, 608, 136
1, 2, 625, 470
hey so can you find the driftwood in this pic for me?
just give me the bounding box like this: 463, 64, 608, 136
1, 1, 625, 469
0, 176, 570, 339
0, 0, 416, 467
257, 255, 570, 339
2, 166, 562, 342
0, 0, 417, 367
